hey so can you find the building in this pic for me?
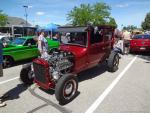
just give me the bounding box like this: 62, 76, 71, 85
0, 17, 36, 37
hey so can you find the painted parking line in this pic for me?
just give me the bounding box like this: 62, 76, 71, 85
85, 55, 137, 113
0, 77, 19, 85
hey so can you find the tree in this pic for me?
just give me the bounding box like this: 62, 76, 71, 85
67, 2, 117, 26
0, 10, 8, 27
67, 4, 92, 26
142, 12, 150, 30
107, 17, 117, 27
123, 25, 137, 31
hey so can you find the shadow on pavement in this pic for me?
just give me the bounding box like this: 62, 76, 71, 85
78, 62, 107, 82
131, 52, 150, 62
3, 83, 28, 100
27, 85, 72, 113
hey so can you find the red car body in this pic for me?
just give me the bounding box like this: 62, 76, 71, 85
33, 26, 116, 90
130, 34, 150, 52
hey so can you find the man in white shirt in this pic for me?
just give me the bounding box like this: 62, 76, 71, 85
38, 31, 49, 58
122, 30, 131, 54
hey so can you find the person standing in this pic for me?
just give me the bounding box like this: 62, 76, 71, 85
52, 33, 59, 41
0, 40, 6, 107
122, 30, 131, 54
38, 31, 49, 58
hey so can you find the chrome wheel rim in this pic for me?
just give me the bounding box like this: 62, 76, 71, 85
63, 79, 77, 100
114, 55, 119, 67
3, 57, 10, 67
28, 71, 34, 79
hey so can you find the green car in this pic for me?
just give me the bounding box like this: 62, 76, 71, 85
3, 36, 59, 67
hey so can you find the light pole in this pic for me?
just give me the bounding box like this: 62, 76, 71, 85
23, 5, 28, 27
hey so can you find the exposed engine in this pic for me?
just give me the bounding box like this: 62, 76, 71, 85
44, 50, 74, 81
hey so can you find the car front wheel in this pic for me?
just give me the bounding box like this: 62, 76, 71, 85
55, 74, 78, 105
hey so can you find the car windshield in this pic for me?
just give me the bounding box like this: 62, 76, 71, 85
0, 37, 10, 43
60, 32, 87, 47
133, 35, 150, 39
11, 38, 26, 45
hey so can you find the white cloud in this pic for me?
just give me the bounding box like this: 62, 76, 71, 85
36, 11, 45, 15
116, 3, 129, 8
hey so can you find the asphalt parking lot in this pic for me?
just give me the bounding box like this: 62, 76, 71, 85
0, 54, 150, 113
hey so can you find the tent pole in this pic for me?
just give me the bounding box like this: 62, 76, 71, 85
51, 29, 52, 39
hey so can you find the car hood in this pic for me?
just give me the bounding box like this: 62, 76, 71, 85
60, 44, 87, 58
3, 44, 24, 52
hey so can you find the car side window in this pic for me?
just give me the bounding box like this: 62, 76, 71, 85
24, 39, 36, 46
90, 28, 103, 44
103, 29, 113, 42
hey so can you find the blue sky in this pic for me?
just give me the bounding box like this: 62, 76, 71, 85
1, 0, 150, 29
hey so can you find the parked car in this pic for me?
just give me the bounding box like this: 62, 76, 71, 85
3, 36, 59, 67
0, 35, 13, 47
130, 34, 150, 52
20, 26, 120, 105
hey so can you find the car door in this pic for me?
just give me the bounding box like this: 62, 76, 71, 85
102, 29, 113, 58
23, 38, 39, 59
88, 30, 104, 67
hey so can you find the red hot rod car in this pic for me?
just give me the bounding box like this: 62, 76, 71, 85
20, 25, 120, 105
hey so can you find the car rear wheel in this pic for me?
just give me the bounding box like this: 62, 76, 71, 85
55, 74, 78, 105
20, 64, 34, 85
107, 51, 119, 72
3, 56, 13, 68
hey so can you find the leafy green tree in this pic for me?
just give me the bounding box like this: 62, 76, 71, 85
67, 4, 92, 26
107, 17, 117, 27
142, 12, 150, 30
0, 10, 8, 27
67, 2, 117, 26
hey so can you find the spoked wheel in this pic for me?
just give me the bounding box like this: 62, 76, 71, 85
107, 51, 120, 72
3, 56, 13, 68
55, 74, 78, 105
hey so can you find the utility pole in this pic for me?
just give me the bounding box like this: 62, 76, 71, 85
23, 5, 28, 27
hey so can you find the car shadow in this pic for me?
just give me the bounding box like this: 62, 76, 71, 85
130, 52, 150, 62
27, 85, 72, 113
78, 62, 107, 82
2, 83, 28, 101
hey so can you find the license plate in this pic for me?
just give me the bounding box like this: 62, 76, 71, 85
140, 47, 146, 50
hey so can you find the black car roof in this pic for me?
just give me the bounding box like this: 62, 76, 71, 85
58, 25, 115, 33
58, 26, 88, 32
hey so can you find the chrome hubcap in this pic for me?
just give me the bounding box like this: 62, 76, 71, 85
114, 56, 119, 67
63, 79, 77, 100
28, 71, 34, 79
3, 58, 10, 67
65, 83, 73, 95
